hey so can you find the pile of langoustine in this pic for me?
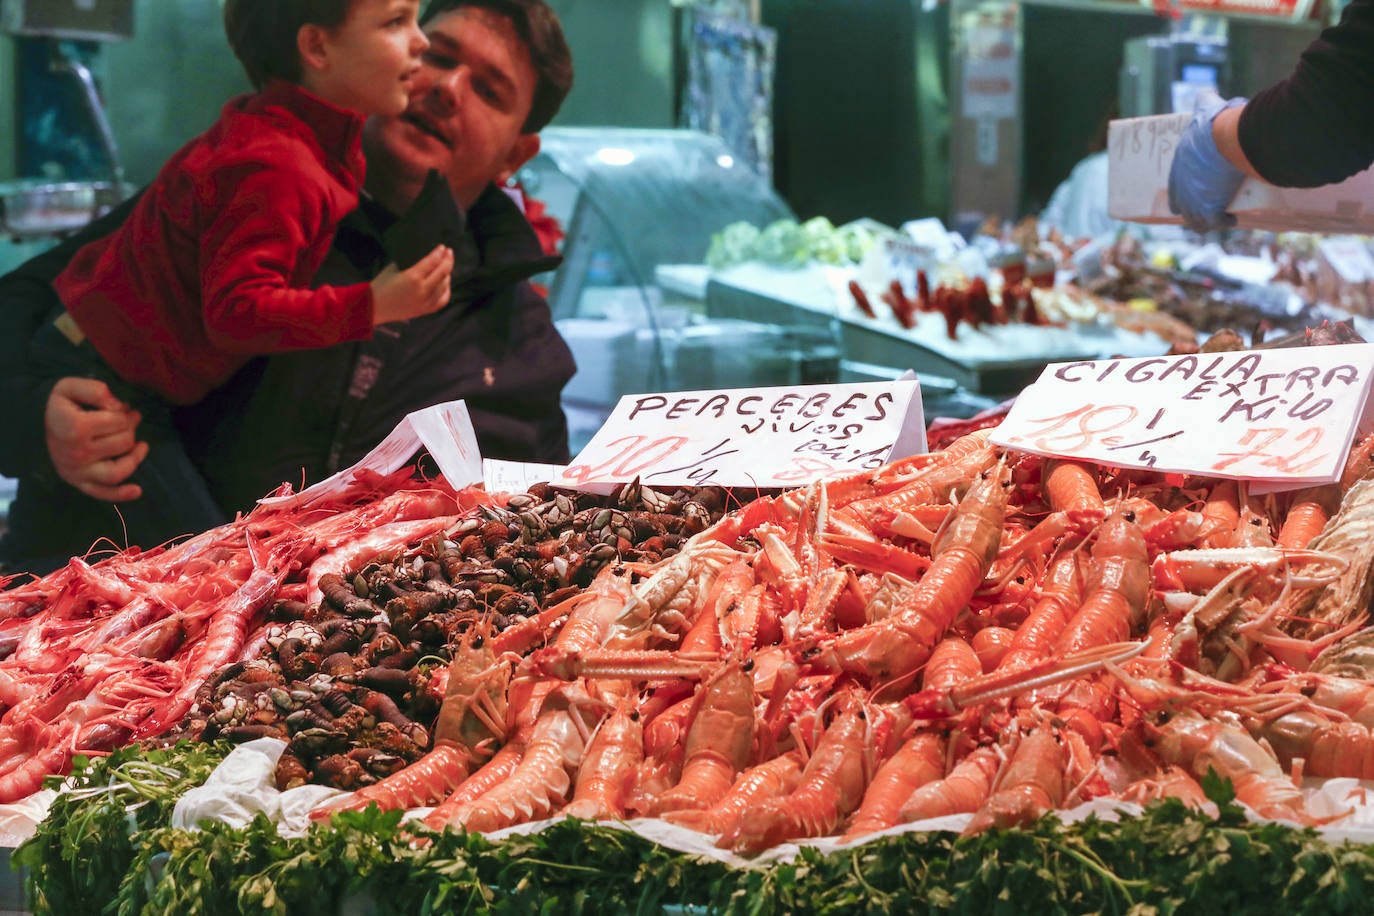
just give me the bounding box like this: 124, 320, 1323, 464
293, 430, 1374, 854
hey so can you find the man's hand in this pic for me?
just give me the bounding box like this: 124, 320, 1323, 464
370, 244, 454, 325
1168, 95, 1250, 233
45, 377, 148, 502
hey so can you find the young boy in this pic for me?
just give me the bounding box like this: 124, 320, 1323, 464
34, 0, 455, 556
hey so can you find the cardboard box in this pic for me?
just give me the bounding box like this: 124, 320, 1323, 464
1107, 113, 1374, 233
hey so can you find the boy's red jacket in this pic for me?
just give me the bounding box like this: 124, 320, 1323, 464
53, 81, 375, 405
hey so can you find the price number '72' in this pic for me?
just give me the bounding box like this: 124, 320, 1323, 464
1212, 427, 1328, 476
1006, 405, 1331, 477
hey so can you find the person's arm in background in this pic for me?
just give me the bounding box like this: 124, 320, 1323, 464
1233, 0, 1374, 189
0, 196, 147, 500
1170, 0, 1374, 230
1210, 105, 1261, 181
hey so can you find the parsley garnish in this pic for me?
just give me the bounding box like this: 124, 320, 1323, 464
17, 755, 1374, 915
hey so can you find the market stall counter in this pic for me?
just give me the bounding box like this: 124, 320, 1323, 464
705, 261, 1110, 397
3, 356, 1374, 912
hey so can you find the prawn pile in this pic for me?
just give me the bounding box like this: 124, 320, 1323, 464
304, 429, 1374, 854
849, 273, 1053, 340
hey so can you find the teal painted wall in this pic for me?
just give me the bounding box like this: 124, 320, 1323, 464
101, 0, 248, 186
0, 0, 676, 189
545, 0, 675, 128
0, 37, 12, 180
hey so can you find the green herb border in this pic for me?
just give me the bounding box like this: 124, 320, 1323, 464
14, 747, 1374, 915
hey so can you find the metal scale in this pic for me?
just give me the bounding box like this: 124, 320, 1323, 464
0, 0, 133, 240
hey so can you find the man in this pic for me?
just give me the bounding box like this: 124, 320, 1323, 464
0, 0, 577, 573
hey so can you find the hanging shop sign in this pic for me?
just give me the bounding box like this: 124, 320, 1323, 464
1142, 0, 1318, 20
961, 23, 1018, 121
952, 4, 1021, 220
553, 380, 926, 491
990, 344, 1374, 490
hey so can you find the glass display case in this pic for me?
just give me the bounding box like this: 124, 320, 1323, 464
520, 127, 841, 449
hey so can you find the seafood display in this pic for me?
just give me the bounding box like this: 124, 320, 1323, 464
1078, 233, 1365, 342
9, 425, 1374, 860
844, 269, 1202, 351
849, 274, 1055, 340
0, 469, 494, 803
166, 481, 730, 793
280, 432, 1374, 850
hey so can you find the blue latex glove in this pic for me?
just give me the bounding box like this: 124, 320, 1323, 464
1167, 95, 1249, 233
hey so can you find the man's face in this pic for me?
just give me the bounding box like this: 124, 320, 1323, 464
363, 7, 541, 211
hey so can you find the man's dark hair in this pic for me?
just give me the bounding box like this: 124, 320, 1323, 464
224, 0, 356, 89
421, 0, 573, 133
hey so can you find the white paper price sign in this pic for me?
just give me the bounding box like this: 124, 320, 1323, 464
553, 381, 927, 491
258, 400, 483, 508
884, 236, 931, 296
990, 344, 1374, 489
483, 459, 567, 495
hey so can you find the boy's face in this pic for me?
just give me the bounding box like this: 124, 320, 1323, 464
313, 0, 428, 118
362, 7, 541, 212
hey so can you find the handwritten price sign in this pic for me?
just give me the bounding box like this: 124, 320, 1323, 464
1108, 114, 1185, 182
483, 459, 567, 495
554, 381, 926, 492
990, 344, 1374, 488
884, 237, 933, 297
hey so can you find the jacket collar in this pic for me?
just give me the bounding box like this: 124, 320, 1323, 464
245, 81, 366, 176
341, 183, 561, 299
456, 185, 562, 299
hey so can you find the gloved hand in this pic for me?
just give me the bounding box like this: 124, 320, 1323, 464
1167, 95, 1248, 233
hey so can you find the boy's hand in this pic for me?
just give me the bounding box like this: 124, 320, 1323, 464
370, 244, 454, 326
45, 377, 149, 502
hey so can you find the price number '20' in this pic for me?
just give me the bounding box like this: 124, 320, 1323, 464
561, 435, 689, 486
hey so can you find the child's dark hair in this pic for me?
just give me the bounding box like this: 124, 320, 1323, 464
224, 0, 356, 90
421, 0, 573, 133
